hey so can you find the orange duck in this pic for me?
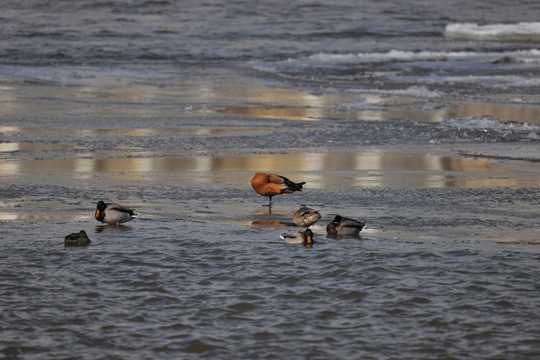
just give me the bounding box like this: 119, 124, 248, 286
251, 173, 305, 206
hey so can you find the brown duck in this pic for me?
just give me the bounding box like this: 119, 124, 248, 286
251, 173, 305, 206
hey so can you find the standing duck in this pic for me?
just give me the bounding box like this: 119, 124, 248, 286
326, 215, 365, 236
280, 228, 314, 245
95, 201, 137, 226
251, 173, 305, 206
293, 204, 321, 229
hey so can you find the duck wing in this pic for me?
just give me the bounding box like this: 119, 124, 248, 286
293, 205, 321, 227
268, 174, 305, 193
280, 232, 302, 244
339, 217, 365, 230
279, 175, 305, 192
106, 203, 137, 216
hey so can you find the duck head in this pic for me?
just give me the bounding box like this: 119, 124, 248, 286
303, 228, 314, 245
326, 215, 343, 235
95, 200, 106, 219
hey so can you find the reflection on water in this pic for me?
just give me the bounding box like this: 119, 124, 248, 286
326, 234, 363, 241
219, 101, 540, 124
251, 221, 285, 227
0, 212, 19, 221
0, 142, 75, 152
0, 126, 274, 137
1, 149, 537, 188
210, 85, 540, 124
0, 211, 90, 222
2, 72, 539, 124
95, 225, 135, 233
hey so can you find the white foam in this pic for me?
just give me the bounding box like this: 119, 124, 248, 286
434, 74, 540, 88
444, 22, 540, 42
251, 50, 540, 74
297, 49, 540, 66
307, 50, 478, 64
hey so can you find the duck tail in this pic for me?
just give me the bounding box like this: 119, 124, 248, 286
281, 176, 306, 192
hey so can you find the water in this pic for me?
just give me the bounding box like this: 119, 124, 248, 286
1, 1, 540, 359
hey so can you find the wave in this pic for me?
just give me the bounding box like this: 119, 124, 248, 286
292, 49, 540, 65
307, 50, 477, 63
444, 22, 540, 42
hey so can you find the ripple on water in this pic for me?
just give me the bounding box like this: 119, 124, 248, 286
1, 196, 540, 360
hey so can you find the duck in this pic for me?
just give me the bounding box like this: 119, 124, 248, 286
293, 204, 321, 229
326, 215, 365, 236
64, 230, 91, 247
280, 228, 314, 245
251, 173, 305, 206
95, 201, 137, 225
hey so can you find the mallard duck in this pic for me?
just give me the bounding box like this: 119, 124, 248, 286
95, 201, 137, 225
280, 228, 314, 245
251, 173, 305, 206
326, 215, 365, 236
293, 204, 321, 229
64, 230, 91, 247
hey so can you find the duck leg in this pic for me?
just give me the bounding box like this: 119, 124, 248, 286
263, 195, 273, 207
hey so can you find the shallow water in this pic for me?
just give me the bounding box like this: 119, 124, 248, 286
1, 0, 540, 359
1, 228, 539, 359
1, 129, 539, 359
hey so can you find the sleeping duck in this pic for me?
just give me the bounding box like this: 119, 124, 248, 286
251, 173, 305, 206
280, 228, 314, 245
326, 215, 365, 236
293, 204, 321, 229
95, 201, 137, 226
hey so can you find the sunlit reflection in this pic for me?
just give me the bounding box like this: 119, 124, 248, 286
0, 126, 274, 137
1, 150, 537, 188
0, 162, 19, 175
0, 143, 19, 152
74, 158, 95, 174
0, 142, 75, 152
0, 212, 90, 221
0, 212, 19, 221
1, 65, 539, 125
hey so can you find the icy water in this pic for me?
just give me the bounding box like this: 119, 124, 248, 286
1, 1, 540, 359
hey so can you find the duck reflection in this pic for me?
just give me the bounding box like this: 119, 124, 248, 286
326, 234, 363, 240
95, 224, 134, 233
251, 220, 284, 227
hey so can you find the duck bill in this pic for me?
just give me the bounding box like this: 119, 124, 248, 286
95, 210, 100, 219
